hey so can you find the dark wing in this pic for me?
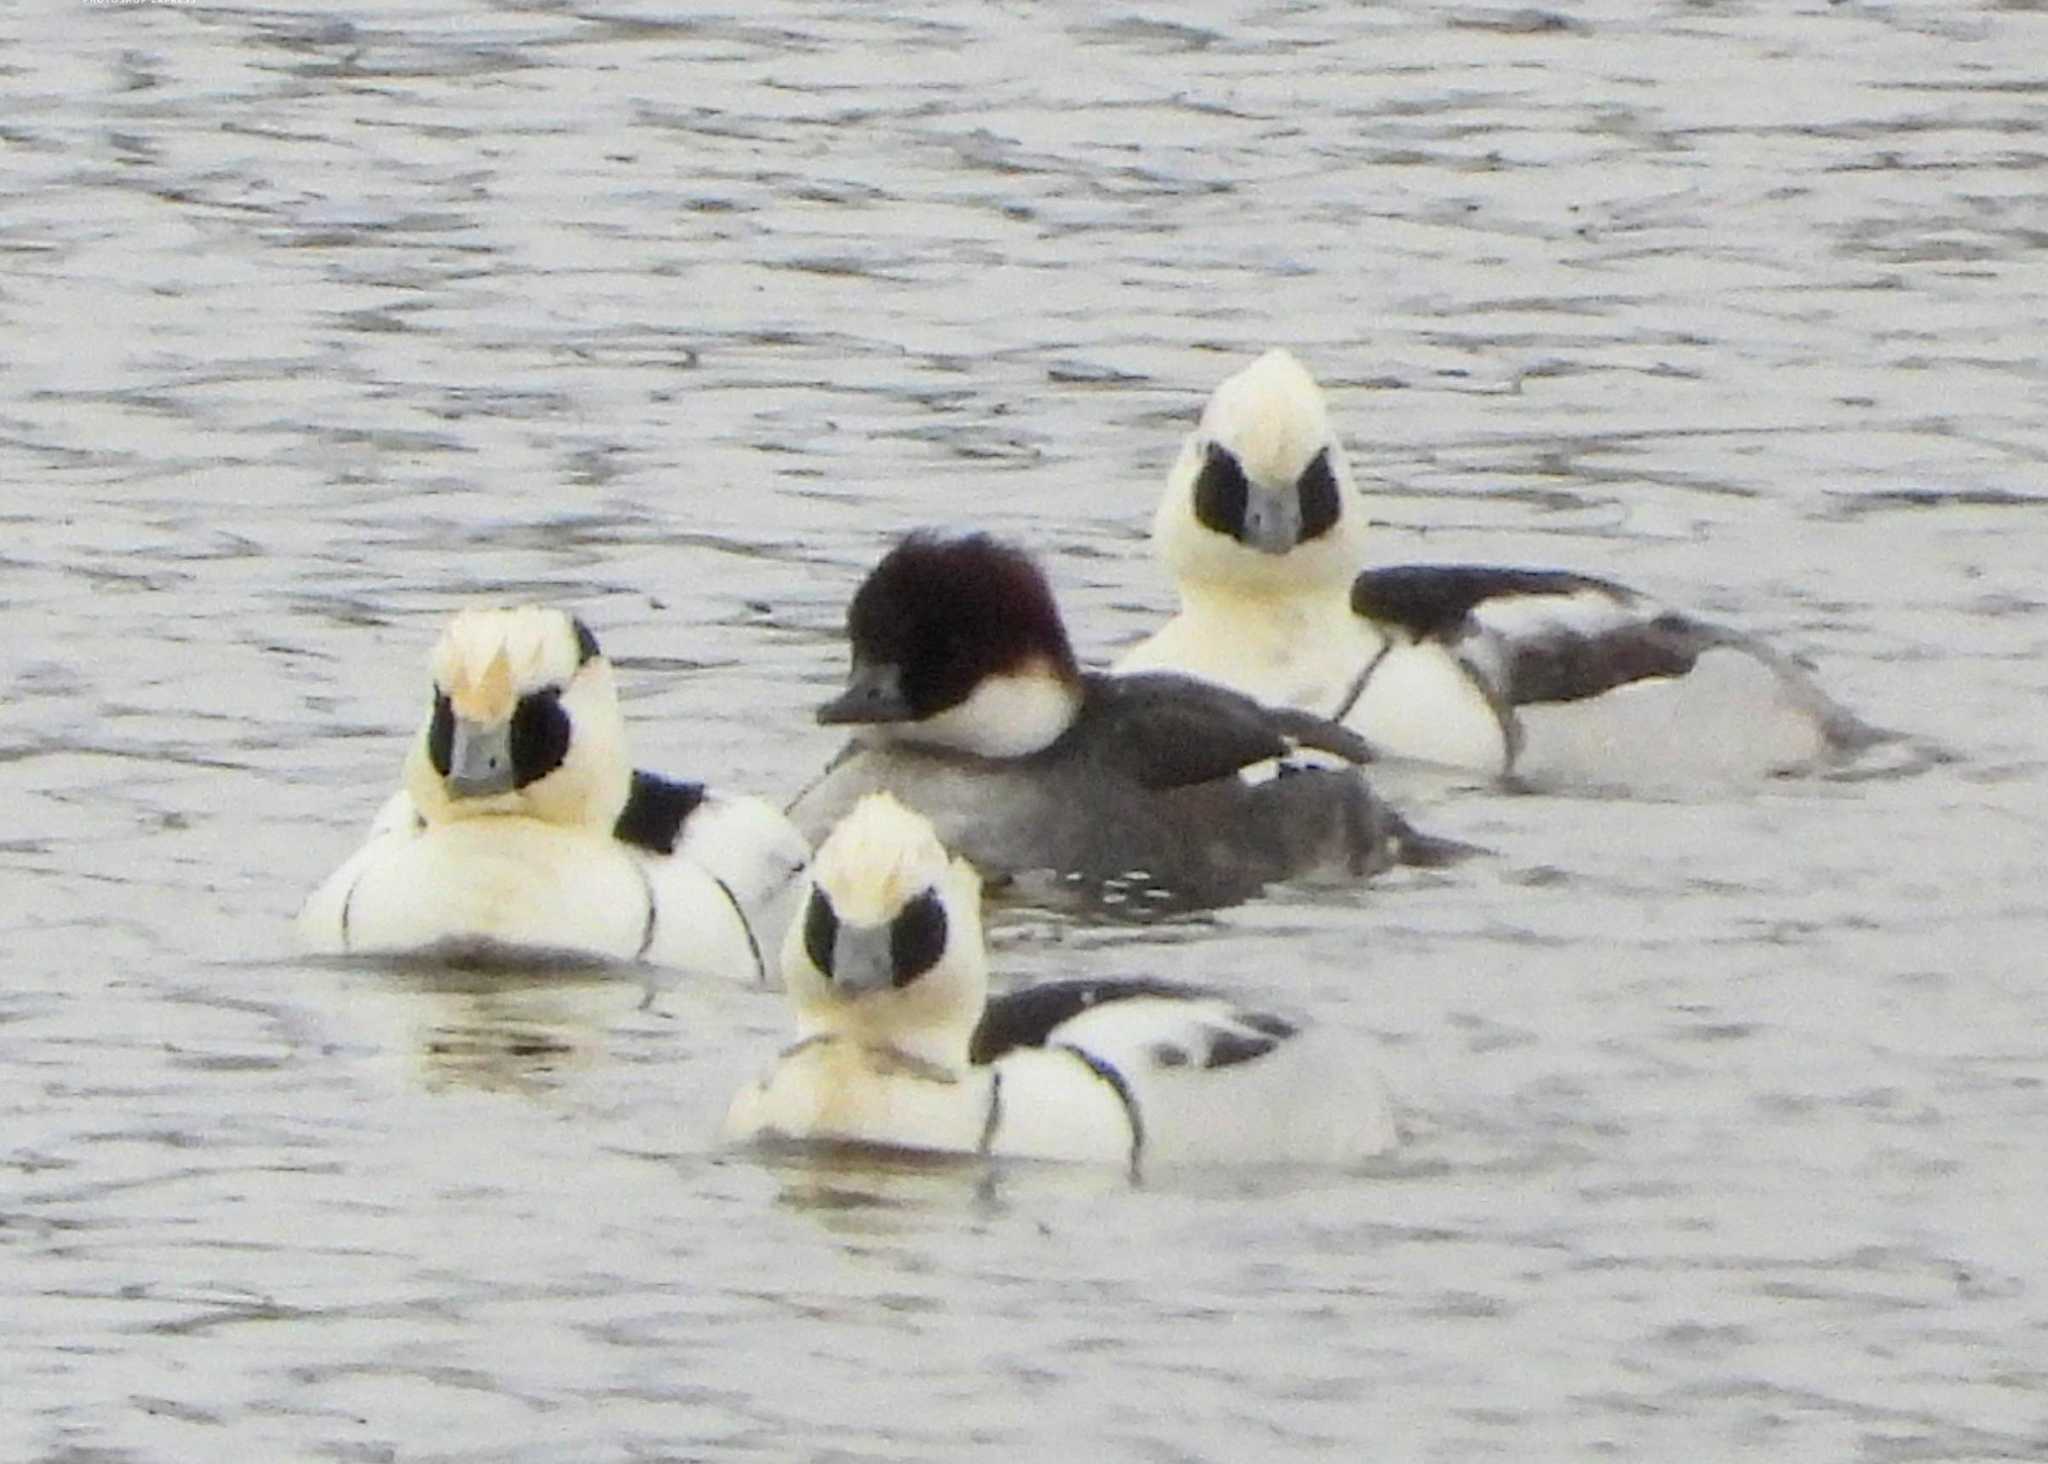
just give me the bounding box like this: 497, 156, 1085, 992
970, 977, 1208, 1064
1084, 673, 1373, 790
1352, 564, 1638, 641
612, 771, 709, 855
1492, 607, 1731, 705
1258, 704, 1379, 765
975, 978, 1302, 1074
1355, 563, 1735, 708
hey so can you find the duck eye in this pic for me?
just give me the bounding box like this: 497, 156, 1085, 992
1296, 448, 1340, 542
427, 691, 454, 776
1192, 441, 1250, 540
803, 888, 840, 979
508, 686, 571, 788
889, 888, 948, 987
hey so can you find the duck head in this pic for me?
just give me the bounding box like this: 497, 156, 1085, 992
1155, 349, 1371, 596
783, 792, 989, 1073
403, 606, 633, 831
819, 532, 1085, 759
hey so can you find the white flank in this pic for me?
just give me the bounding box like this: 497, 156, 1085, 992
1351, 641, 1513, 776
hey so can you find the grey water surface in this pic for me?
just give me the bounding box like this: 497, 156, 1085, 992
5, 1, 2047, 1459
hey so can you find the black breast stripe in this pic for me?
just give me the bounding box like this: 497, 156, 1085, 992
338, 867, 364, 954
1054, 1042, 1145, 1182
613, 772, 709, 855
1329, 644, 1390, 724
978, 1068, 1004, 1156
632, 859, 659, 961
711, 874, 767, 986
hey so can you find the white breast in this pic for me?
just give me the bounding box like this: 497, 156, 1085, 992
1116, 591, 1381, 718
724, 1040, 998, 1153
1118, 591, 1512, 776
299, 804, 769, 982
725, 998, 1397, 1170
979, 1045, 1149, 1166
723, 1040, 1141, 1166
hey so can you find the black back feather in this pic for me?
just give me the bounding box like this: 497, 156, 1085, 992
1352, 564, 1738, 705
972, 978, 1298, 1070
1204, 1011, 1298, 1068
612, 771, 709, 854
971, 978, 1202, 1064
1352, 564, 1639, 641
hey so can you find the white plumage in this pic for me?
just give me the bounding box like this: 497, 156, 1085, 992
1119, 349, 1883, 788
725, 793, 1398, 1171
298, 606, 807, 981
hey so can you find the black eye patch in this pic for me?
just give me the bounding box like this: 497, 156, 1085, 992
508, 686, 571, 789
803, 887, 840, 979
1191, 442, 1250, 540
1296, 448, 1340, 543
1205, 1012, 1298, 1068
427, 691, 454, 776
889, 888, 948, 988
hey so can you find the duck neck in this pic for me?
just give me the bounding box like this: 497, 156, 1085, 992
800, 1017, 974, 1080
1177, 573, 1354, 643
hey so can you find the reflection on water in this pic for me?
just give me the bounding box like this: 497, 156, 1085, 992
339, 960, 645, 1097
751, 1143, 1023, 1233
6, 0, 2048, 1459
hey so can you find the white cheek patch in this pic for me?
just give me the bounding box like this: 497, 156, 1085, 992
899, 671, 1081, 759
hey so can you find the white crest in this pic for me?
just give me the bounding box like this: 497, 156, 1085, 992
783, 793, 988, 1068
807, 791, 959, 926
1199, 348, 1336, 489
404, 604, 631, 831
430, 606, 585, 722
1156, 349, 1372, 595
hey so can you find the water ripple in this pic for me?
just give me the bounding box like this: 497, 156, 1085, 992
5, 0, 2047, 1458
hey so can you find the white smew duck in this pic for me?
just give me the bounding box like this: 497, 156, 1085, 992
298, 606, 807, 980
1117, 349, 1889, 789
726, 792, 1398, 1172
